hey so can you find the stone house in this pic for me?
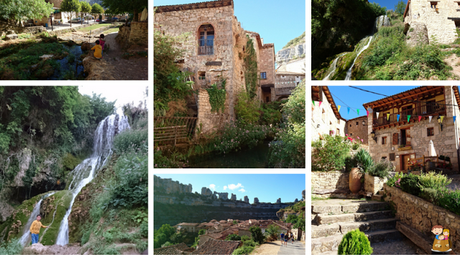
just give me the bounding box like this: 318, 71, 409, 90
363, 86, 460, 172
345, 116, 369, 144
154, 0, 275, 134
403, 0, 460, 44
311, 86, 346, 141
273, 71, 304, 102
176, 223, 200, 233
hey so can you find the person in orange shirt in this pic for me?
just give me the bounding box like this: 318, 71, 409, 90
91, 40, 102, 60
30, 215, 48, 244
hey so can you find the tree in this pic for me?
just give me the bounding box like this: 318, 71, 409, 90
0, 0, 53, 22
395, 0, 406, 16
154, 224, 175, 248
80, 1, 91, 24
101, 0, 147, 22
265, 224, 280, 241
61, 0, 81, 27
249, 226, 265, 244
91, 3, 104, 19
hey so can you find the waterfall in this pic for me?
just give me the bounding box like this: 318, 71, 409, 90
55, 114, 130, 246
323, 53, 347, 80
19, 192, 55, 247
345, 36, 373, 80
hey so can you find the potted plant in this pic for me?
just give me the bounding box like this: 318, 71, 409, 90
350, 149, 374, 193
365, 160, 391, 195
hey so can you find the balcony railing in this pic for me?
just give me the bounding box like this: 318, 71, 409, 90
198, 39, 213, 55
373, 101, 445, 127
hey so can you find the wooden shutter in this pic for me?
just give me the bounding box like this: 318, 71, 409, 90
393, 133, 399, 145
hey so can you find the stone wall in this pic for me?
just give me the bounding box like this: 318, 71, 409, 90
368, 87, 459, 172
311, 89, 346, 141
259, 44, 275, 87
196, 89, 230, 134
345, 116, 368, 144
384, 185, 460, 253
405, 0, 458, 45
129, 21, 147, 46
311, 171, 349, 197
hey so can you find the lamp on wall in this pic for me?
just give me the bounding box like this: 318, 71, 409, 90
370, 131, 377, 142
362, 120, 366, 126
437, 116, 443, 131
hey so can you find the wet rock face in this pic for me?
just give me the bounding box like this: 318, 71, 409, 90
0, 200, 14, 222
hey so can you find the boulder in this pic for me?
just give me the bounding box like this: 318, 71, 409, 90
0, 200, 14, 222
406, 22, 429, 47
4, 33, 18, 40
40, 55, 54, 61
80, 42, 92, 51
22, 243, 48, 254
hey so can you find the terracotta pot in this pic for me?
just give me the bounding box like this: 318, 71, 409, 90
349, 167, 362, 194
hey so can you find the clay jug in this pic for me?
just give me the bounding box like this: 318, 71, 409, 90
349, 167, 362, 193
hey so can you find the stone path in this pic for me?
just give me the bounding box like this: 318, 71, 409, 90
46, 20, 97, 31
371, 237, 420, 254
447, 174, 460, 190
253, 241, 281, 254
277, 240, 305, 255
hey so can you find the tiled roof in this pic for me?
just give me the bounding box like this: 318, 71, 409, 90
154, 243, 192, 254
192, 239, 241, 254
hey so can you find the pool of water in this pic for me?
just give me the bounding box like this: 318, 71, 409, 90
187, 141, 270, 168
49, 44, 85, 80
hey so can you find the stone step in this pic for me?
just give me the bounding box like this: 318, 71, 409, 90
311, 229, 403, 254
372, 194, 383, 201
312, 200, 389, 214
377, 190, 385, 195
312, 218, 397, 238
315, 210, 394, 225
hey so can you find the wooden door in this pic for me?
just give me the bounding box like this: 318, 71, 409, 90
401, 154, 411, 172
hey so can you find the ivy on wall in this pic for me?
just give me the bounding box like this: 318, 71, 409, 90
244, 36, 258, 99
206, 78, 226, 113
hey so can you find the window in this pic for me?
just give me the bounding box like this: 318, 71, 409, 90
198, 24, 214, 55
350, 133, 353, 136
350, 124, 352, 127
428, 127, 434, 136
261, 72, 267, 79
266, 96, 269, 103
337, 128, 340, 134
431, 1, 438, 8
382, 137, 387, 145
198, 72, 206, 80
356, 122, 358, 126
330, 121, 332, 125
381, 156, 387, 161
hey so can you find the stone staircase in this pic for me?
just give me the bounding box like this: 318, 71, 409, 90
311, 199, 402, 254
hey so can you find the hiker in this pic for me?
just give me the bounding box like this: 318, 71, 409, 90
284, 232, 288, 246
280, 232, 284, 243
91, 40, 102, 60
99, 34, 106, 54
30, 215, 48, 244
291, 232, 294, 244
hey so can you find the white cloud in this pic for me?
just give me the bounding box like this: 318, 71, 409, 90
209, 184, 216, 191
227, 183, 244, 190
239, 188, 246, 193
223, 186, 227, 190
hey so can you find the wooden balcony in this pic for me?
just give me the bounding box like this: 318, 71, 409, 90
198, 39, 213, 55
373, 101, 445, 128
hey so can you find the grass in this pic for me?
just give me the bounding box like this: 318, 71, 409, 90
104, 27, 120, 34
312, 196, 329, 201
40, 190, 73, 245
77, 23, 112, 32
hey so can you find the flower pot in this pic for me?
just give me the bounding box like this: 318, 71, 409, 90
349, 167, 362, 194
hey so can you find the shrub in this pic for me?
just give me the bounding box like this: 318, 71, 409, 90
241, 235, 250, 241
265, 224, 280, 241
399, 174, 421, 196
0, 239, 22, 255
235, 91, 260, 124
352, 142, 360, 150
312, 135, 351, 171
232, 246, 255, 255
368, 160, 392, 178
268, 122, 305, 168
154, 150, 187, 168
436, 189, 460, 215
249, 226, 264, 245
259, 101, 282, 126
198, 229, 206, 235
113, 128, 148, 154
226, 234, 241, 241
354, 149, 374, 174
386, 172, 404, 187
418, 172, 451, 190
338, 229, 373, 255
243, 239, 257, 247
154, 224, 175, 248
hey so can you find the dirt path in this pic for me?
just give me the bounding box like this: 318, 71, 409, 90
252, 241, 282, 254
96, 32, 148, 80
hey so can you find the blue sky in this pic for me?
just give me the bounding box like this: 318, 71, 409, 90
371, 0, 406, 12
327, 86, 418, 120
155, 174, 305, 203
153, 0, 305, 53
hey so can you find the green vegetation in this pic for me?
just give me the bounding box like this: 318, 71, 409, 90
312, 0, 386, 69
80, 1, 92, 22
40, 191, 73, 245
206, 78, 226, 113
61, 0, 81, 28
0, 238, 22, 255
312, 135, 351, 171
91, 3, 104, 16
338, 229, 373, 255
0, 0, 53, 21
226, 234, 242, 241
394, 0, 406, 16
235, 91, 260, 124
265, 224, 280, 241
354, 148, 374, 174
368, 160, 392, 178
278, 200, 305, 231
244, 36, 258, 99
77, 23, 112, 32
101, 0, 147, 22
268, 81, 305, 168
282, 32, 305, 49
249, 226, 264, 245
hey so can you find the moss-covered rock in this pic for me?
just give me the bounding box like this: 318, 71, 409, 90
62, 153, 81, 171
39, 190, 72, 245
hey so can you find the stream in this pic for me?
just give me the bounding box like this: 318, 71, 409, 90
188, 141, 271, 168
55, 114, 129, 245
49, 44, 85, 80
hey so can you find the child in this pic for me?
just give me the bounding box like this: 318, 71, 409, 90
91, 40, 102, 60
443, 229, 449, 240
99, 34, 105, 55
30, 215, 48, 244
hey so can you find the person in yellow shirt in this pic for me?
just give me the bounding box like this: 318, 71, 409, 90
30, 215, 48, 244
91, 40, 102, 60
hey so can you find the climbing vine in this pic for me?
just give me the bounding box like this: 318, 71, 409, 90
244, 36, 258, 99
206, 78, 226, 113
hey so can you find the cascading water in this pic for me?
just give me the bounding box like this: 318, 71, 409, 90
323, 53, 347, 80
19, 192, 55, 247
55, 114, 130, 246
344, 35, 373, 80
